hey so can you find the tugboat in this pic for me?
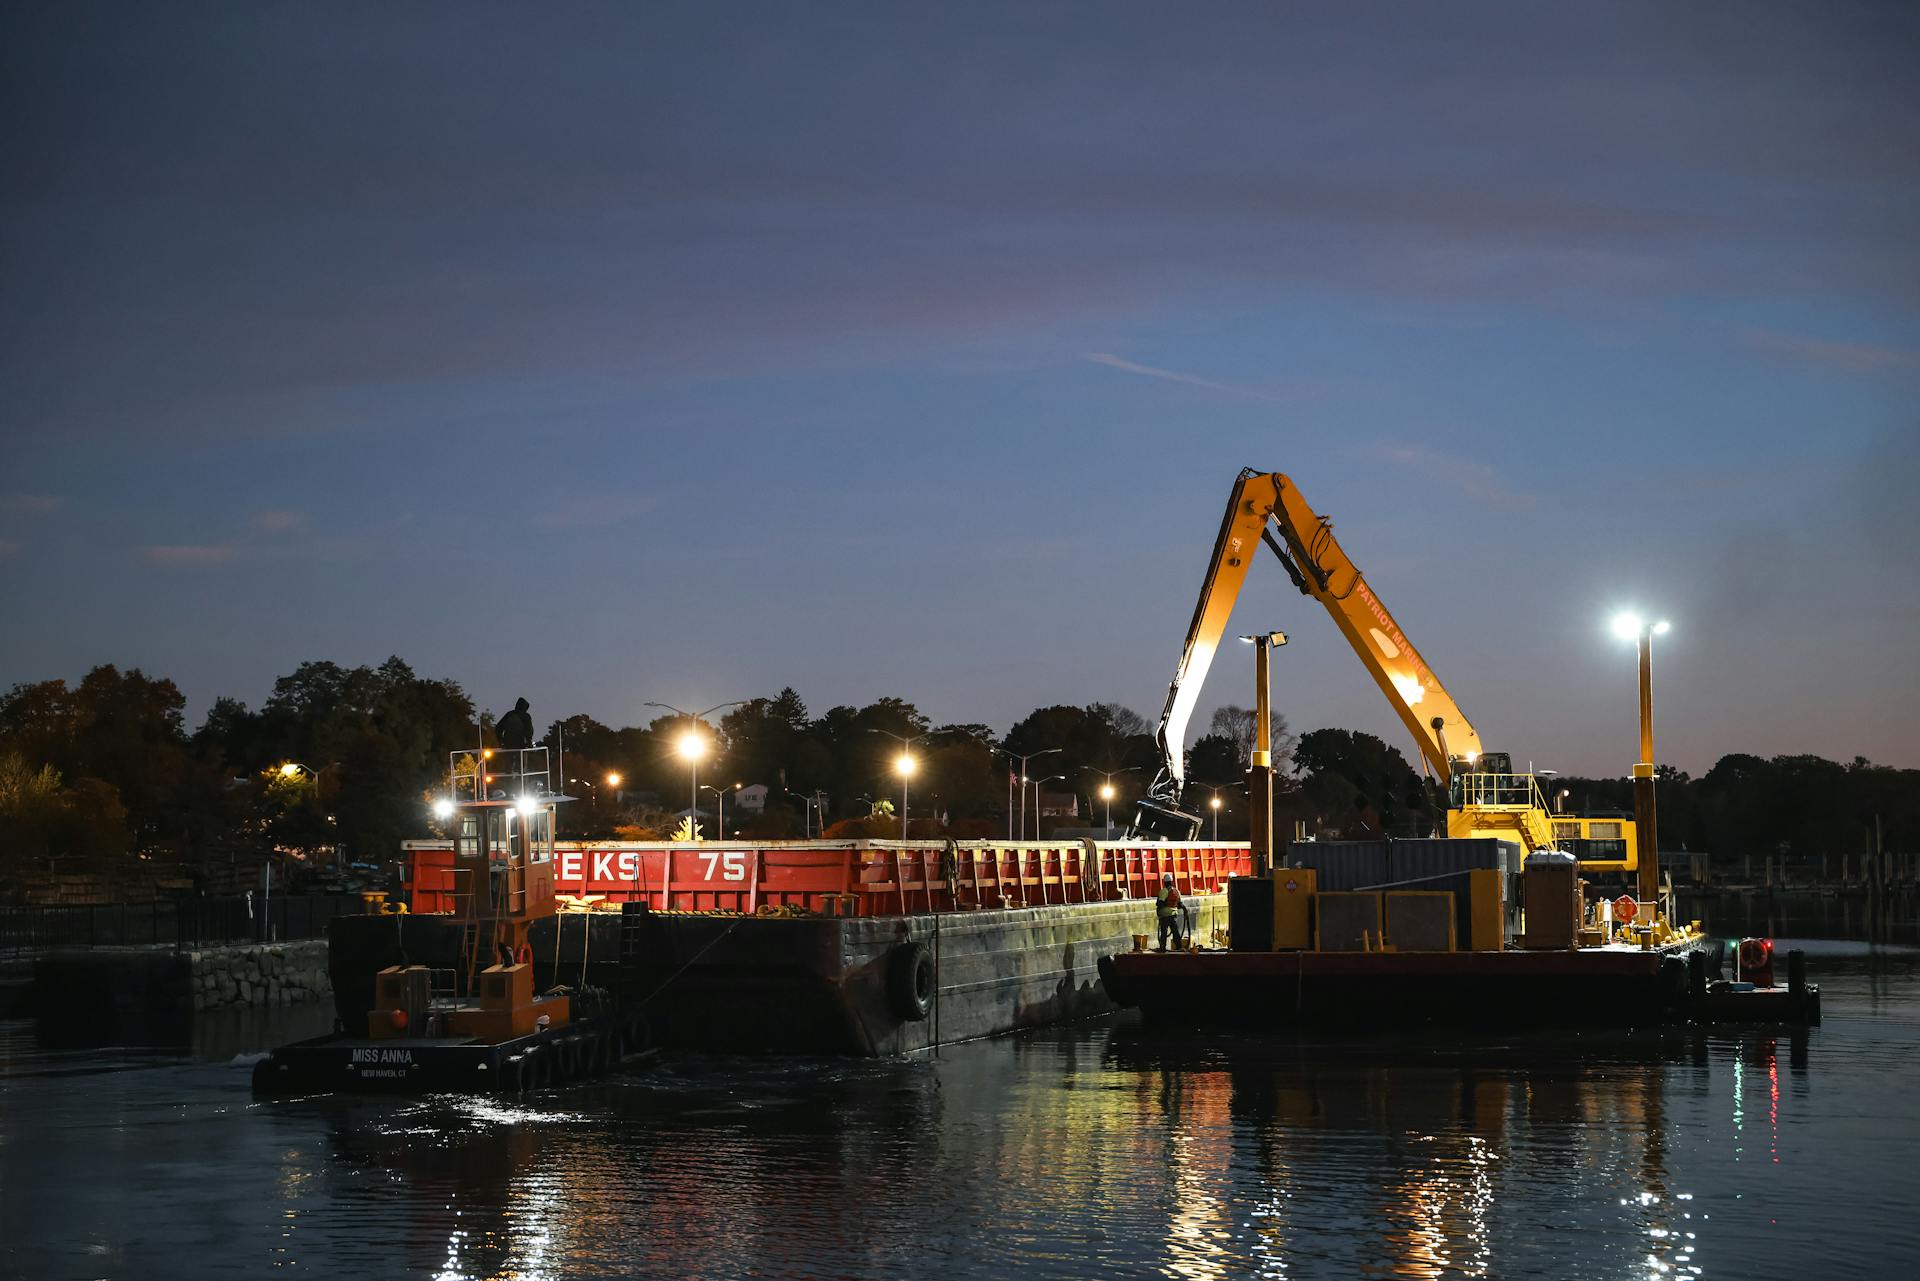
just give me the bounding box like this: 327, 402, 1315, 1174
254, 744, 648, 1095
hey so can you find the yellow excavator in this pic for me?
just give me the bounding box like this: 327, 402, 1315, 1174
1132, 468, 1640, 876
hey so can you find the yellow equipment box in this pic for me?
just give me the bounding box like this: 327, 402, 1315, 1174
1271, 867, 1316, 949
1468, 868, 1505, 952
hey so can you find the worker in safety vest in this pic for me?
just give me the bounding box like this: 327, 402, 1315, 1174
1156, 872, 1185, 951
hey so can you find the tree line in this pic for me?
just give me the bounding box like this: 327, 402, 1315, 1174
1, 659, 1914, 897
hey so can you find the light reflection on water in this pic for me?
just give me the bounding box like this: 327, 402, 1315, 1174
1, 941, 1917, 1279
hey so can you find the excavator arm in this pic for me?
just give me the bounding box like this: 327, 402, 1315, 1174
1138, 469, 1483, 834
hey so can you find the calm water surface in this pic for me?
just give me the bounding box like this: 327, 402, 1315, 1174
3, 939, 1917, 1280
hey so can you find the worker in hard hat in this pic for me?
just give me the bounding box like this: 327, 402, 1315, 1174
1155, 872, 1185, 952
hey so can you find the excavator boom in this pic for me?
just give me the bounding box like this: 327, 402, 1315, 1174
1143, 469, 1482, 825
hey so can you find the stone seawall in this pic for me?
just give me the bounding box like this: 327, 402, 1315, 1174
185, 940, 333, 1012
33, 940, 333, 1038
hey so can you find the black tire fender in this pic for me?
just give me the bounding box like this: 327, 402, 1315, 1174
886, 940, 935, 1022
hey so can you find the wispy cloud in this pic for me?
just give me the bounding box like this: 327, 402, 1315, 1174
249, 508, 307, 534
1377, 444, 1536, 512
141, 544, 237, 566
0, 494, 62, 517
532, 496, 658, 529
1743, 328, 1919, 375
1081, 353, 1285, 401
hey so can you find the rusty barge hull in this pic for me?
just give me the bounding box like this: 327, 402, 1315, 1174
331, 893, 1230, 1056
335, 839, 1251, 1056
623, 894, 1231, 1055
1098, 944, 1817, 1031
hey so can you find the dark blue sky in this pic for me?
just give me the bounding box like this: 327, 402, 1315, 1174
2, 3, 1916, 775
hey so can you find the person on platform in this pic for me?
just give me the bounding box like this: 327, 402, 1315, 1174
496, 697, 535, 750
1156, 871, 1186, 952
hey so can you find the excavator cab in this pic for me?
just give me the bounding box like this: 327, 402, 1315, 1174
1448, 751, 1529, 809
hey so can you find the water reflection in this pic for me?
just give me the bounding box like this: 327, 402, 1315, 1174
1100, 1026, 1821, 1281
8, 944, 1920, 1279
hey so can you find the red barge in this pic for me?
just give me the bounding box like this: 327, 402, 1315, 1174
320, 833, 1252, 1056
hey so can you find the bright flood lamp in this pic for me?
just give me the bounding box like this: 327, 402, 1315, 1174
432, 797, 455, 820
676, 731, 706, 762
1610, 612, 1645, 641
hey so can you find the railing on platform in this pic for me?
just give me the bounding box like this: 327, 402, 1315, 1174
1452, 772, 1552, 812
400, 840, 1254, 918
449, 745, 556, 803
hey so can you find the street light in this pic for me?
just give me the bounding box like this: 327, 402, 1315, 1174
701, 783, 741, 837
993, 746, 1062, 840
1611, 613, 1672, 909
894, 753, 917, 840
1197, 781, 1246, 842
869, 729, 929, 840
277, 760, 336, 784
273, 762, 340, 873
646, 701, 749, 841
791, 789, 828, 838
1029, 773, 1066, 839
1087, 766, 1140, 839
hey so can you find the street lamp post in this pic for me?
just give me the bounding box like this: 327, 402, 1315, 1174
1611, 613, 1671, 911
1087, 767, 1140, 839
994, 746, 1061, 840
1197, 781, 1246, 842
275, 761, 340, 876
869, 729, 929, 841
1029, 774, 1065, 839
894, 754, 916, 840
701, 783, 740, 838
645, 701, 748, 841
1238, 629, 1288, 875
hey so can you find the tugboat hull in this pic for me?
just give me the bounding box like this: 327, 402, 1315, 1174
252, 1006, 649, 1096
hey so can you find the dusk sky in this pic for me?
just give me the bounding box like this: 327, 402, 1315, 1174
2, 3, 1916, 777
